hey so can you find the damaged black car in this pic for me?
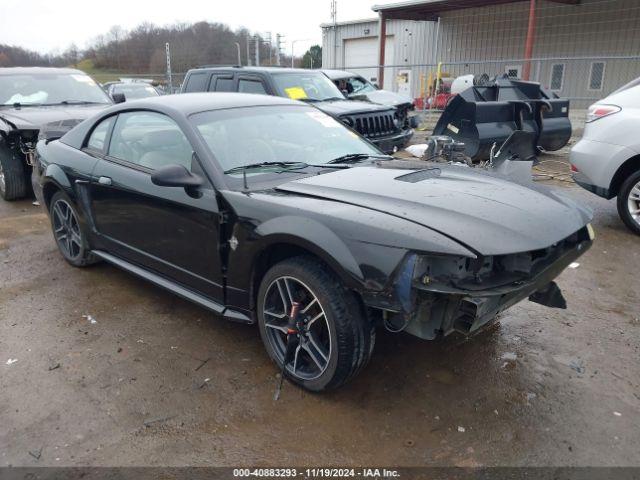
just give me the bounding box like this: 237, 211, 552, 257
0, 67, 112, 200
33, 93, 594, 391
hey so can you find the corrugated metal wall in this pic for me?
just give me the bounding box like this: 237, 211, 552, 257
321, 0, 640, 106
322, 18, 438, 96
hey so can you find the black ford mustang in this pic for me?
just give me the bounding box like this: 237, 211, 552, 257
33, 93, 593, 391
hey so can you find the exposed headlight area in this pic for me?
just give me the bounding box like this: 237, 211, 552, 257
412, 226, 592, 294
383, 226, 593, 340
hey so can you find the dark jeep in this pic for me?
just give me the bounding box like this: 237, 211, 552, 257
322, 69, 419, 130
0, 67, 112, 200
181, 66, 413, 154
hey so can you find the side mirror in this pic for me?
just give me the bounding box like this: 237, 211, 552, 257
112, 92, 126, 104
372, 83, 380, 90
341, 89, 349, 97
151, 164, 203, 188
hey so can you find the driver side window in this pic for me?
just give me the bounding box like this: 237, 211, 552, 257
108, 111, 193, 171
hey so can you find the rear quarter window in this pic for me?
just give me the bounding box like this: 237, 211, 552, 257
86, 116, 115, 153
184, 72, 209, 92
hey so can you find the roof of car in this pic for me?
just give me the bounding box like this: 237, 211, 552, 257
0, 67, 88, 76
113, 82, 155, 88
110, 92, 303, 115
191, 66, 325, 75
321, 69, 359, 80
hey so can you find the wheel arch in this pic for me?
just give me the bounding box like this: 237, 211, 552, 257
244, 217, 367, 311
610, 154, 640, 197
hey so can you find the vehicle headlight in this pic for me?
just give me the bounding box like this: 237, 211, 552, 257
413, 254, 489, 286
341, 116, 354, 128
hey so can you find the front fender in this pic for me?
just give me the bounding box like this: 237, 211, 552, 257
255, 215, 365, 286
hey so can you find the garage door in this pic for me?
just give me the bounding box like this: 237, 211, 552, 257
343, 36, 394, 91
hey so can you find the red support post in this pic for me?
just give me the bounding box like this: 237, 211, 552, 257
522, 0, 537, 80
378, 13, 387, 88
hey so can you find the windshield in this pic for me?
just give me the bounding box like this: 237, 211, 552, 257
191, 105, 380, 176
0, 72, 112, 106
272, 72, 345, 101
337, 76, 376, 95
113, 84, 159, 99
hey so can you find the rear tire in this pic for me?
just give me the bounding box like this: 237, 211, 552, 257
617, 170, 640, 235
49, 191, 98, 267
257, 256, 375, 392
0, 146, 28, 201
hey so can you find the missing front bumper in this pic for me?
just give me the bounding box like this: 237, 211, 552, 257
394, 235, 591, 340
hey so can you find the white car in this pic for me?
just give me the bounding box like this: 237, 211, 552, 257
571, 78, 640, 235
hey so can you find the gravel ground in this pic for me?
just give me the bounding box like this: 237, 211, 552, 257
0, 147, 638, 467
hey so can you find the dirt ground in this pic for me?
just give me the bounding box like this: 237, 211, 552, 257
0, 146, 638, 468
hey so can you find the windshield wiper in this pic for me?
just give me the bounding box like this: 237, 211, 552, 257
301, 97, 344, 103
1, 102, 42, 108
224, 161, 308, 175
225, 161, 310, 190
45, 100, 107, 105
326, 153, 393, 164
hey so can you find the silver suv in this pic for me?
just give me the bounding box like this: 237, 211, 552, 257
571, 78, 640, 235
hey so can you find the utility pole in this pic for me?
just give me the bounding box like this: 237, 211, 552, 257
234, 42, 242, 66
246, 34, 251, 66
275, 34, 283, 66
255, 35, 260, 66
165, 43, 172, 92
331, 0, 338, 68
266, 32, 273, 65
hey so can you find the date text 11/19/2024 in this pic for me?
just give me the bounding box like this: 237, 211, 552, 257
233, 468, 401, 478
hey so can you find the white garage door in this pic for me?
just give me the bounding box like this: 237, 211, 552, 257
343, 36, 395, 91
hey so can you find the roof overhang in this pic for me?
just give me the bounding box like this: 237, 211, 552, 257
372, 0, 580, 21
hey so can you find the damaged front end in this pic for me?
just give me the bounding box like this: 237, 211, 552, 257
378, 225, 593, 340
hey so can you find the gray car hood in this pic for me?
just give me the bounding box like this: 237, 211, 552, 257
276, 165, 591, 256
0, 104, 110, 130
313, 99, 393, 117
351, 89, 413, 108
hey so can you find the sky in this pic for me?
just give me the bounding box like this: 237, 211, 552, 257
0, 0, 382, 56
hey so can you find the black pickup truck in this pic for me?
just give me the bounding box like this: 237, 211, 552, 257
180, 66, 413, 154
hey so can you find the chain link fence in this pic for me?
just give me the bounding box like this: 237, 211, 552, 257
323, 0, 640, 132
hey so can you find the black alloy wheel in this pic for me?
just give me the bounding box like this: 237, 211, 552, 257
257, 256, 375, 392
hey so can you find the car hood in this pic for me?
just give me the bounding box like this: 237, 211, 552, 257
351, 89, 413, 108
313, 99, 394, 117
275, 164, 591, 256
0, 104, 110, 130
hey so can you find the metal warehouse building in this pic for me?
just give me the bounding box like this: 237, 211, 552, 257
322, 0, 640, 107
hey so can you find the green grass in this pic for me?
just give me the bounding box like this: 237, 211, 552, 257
74, 59, 122, 84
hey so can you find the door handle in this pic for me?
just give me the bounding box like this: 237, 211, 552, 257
98, 176, 112, 186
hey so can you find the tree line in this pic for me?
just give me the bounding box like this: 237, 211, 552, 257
0, 21, 322, 74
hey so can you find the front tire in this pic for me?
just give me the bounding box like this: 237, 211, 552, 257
617, 170, 640, 235
0, 146, 28, 201
257, 256, 375, 392
49, 191, 97, 267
